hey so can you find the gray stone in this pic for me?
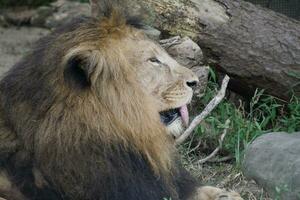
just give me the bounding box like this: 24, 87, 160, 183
141, 25, 161, 40
31, 6, 55, 27
243, 132, 300, 200
191, 66, 209, 98
45, 1, 90, 29
0, 15, 8, 27
2, 8, 36, 26
160, 36, 204, 67
0, 1, 90, 28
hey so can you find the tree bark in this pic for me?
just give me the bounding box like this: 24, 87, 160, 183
124, 0, 300, 100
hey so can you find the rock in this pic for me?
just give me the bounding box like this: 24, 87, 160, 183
2, 8, 36, 26
0, 1, 90, 28
141, 25, 161, 40
243, 132, 300, 200
0, 15, 9, 27
160, 36, 204, 67
31, 6, 55, 27
191, 66, 209, 98
45, 1, 90, 29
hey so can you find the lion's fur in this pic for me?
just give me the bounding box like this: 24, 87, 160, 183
0, 11, 200, 200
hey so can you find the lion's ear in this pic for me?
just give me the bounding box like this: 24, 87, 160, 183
64, 51, 103, 90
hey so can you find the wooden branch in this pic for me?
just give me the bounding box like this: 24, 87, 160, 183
207, 155, 233, 163
196, 119, 230, 164
175, 75, 230, 145
187, 139, 202, 154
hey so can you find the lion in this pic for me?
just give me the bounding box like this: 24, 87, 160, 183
0, 0, 243, 200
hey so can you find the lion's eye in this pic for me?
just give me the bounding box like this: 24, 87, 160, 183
148, 57, 161, 64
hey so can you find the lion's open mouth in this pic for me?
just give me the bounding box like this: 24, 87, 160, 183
160, 105, 189, 127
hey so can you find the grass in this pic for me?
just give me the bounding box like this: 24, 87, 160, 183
190, 69, 300, 166
180, 69, 300, 199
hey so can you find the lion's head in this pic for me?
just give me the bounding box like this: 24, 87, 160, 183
57, 14, 199, 172
74, 1, 199, 140
61, 13, 199, 139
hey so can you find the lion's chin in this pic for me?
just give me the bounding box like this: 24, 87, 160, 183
166, 118, 185, 138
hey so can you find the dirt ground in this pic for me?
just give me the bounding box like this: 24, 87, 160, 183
181, 150, 272, 200
0, 25, 272, 200
0, 26, 49, 76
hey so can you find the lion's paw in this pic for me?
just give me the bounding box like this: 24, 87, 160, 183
216, 191, 243, 200
192, 186, 243, 200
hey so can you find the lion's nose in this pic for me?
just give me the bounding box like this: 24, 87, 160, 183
186, 79, 199, 90
186, 80, 198, 88
175, 65, 199, 90
185, 69, 199, 90
182, 68, 199, 90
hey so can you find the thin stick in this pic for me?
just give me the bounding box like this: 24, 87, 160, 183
196, 119, 230, 164
207, 155, 233, 163
187, 139, 202, 154
175, 75, 230, 145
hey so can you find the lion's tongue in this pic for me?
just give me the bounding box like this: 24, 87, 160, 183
179, 105, 189, 127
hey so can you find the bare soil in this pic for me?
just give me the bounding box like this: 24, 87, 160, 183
181, 151, 272, 200
0, 26, 49, 76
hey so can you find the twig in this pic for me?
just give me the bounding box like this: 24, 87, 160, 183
187, 139, 202, 154
207, 155, 234, 163
175, 75, 230, 145
196, 119, 231, 164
